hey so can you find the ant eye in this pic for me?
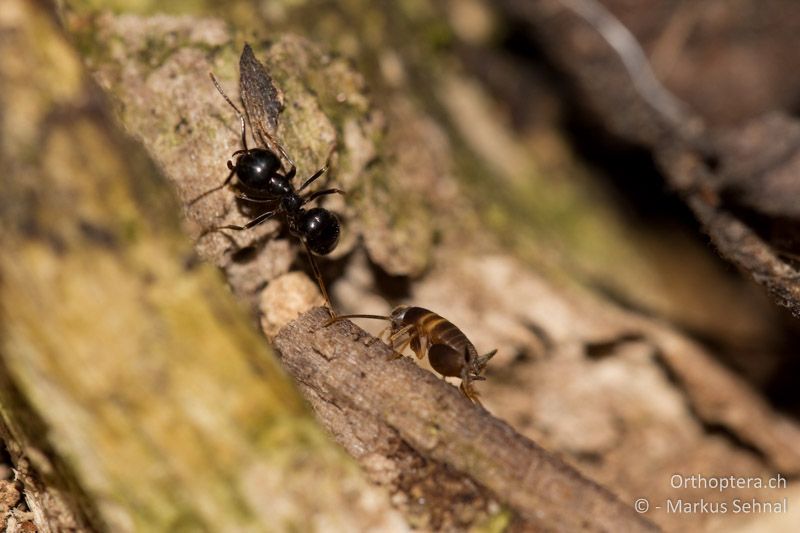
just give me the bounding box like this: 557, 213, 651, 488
302, 208, 340, 255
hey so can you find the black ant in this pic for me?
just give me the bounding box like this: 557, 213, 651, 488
193, 45, 344, 313
327, 306, 496, 405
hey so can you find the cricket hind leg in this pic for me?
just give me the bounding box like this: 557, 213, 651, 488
459, 378, 483, 406
408, 324, 430, 360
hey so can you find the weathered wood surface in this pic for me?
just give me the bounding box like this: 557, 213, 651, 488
275, 308, 658, 532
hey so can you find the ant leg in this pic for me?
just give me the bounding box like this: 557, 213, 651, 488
200, 210, 277, 237
236, 193, 277, 203
302, 188, 345, 205
302, 241, 336, 317
298, 141, 337, 191
284, 164, 297, 181
297, 165, 329, 192
222, 210, 277, 231
188, 168, 236, 206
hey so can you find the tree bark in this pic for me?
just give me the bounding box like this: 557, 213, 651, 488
0, 2, 404, 531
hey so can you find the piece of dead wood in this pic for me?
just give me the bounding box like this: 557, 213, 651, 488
275, 308, 658, 532
0, 464, 38, 533
0, 410, 86, 532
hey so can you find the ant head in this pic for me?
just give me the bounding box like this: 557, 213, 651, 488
235, 149, 282, 191
302, 207, 340, 255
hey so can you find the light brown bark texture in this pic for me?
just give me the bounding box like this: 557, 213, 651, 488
1, 0, 800, 532
0, 2, 405, 531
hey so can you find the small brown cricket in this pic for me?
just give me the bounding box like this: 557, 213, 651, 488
327, 306, 496, 405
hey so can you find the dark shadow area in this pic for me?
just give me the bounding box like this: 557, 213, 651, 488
0, 440, 12, 479
459, 16, 800, 415
367, 258, 413, 303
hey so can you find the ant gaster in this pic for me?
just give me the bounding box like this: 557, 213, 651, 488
327, 306, 497, 405
194, 45, 343, 313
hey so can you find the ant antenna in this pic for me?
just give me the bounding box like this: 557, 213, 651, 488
188, 74, 249, 207
209, 72, 249, 152
210, 73, 297, 170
